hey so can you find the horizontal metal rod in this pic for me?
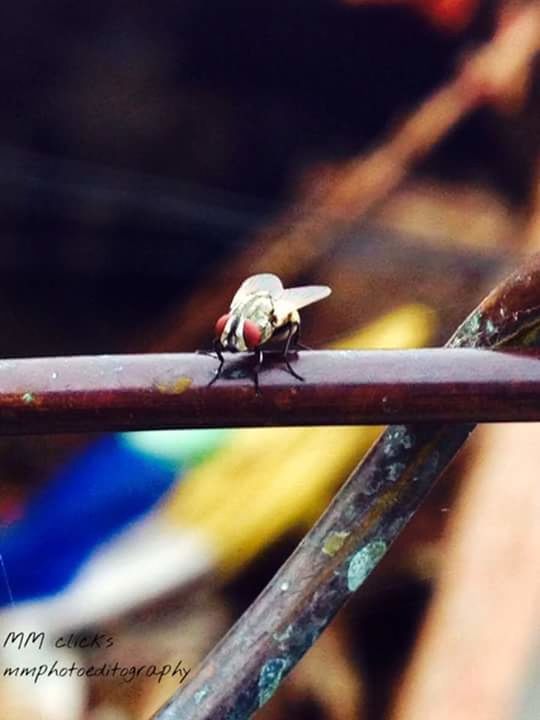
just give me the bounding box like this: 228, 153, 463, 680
0, 349, 539, 434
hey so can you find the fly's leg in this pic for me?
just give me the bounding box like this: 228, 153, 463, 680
282, 322, 304, 381
207, 340, 225, 386
252, 348, 263, 395
290, 323, 311, 351
196, 348, 217, 357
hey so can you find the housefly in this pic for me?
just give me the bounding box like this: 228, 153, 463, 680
208, 273, 331, 390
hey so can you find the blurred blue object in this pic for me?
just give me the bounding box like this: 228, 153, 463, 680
0, 429, 227, 606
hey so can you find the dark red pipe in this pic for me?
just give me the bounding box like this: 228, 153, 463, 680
0, 348, 539, 434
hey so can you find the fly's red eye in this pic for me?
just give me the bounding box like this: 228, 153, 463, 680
243, 320, 262, 349
215, 314, 230, 337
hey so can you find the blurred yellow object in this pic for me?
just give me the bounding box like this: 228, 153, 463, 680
165, 304, 436, 577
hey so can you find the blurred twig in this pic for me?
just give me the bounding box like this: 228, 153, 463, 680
1, 348, 540, 434
151, 252, 540, 720
154, 1, 540, 351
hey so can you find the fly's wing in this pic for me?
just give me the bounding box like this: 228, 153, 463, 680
230, 273, 284, 309
278, 285, 332, 312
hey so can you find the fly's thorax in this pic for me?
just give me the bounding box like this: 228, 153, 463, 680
220, 294, 275, 351
230, 292, 276, 346
220, 314, 247, 351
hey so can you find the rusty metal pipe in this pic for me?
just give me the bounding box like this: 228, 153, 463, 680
0, 348, 539, 434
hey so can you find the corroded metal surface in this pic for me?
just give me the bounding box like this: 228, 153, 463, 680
0, 349, 540, 433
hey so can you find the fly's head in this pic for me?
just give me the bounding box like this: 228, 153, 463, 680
214, 313, 263, 353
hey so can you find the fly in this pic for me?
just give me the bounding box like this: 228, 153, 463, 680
208, 273, 331, 391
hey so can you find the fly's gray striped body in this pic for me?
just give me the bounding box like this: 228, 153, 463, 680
221, 291, 299, 352
210, 273, 331, 390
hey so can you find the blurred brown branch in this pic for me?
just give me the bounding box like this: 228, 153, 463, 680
153, 1, 540, 353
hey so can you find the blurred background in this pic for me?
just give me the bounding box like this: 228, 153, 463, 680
0, 1, 539, 718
